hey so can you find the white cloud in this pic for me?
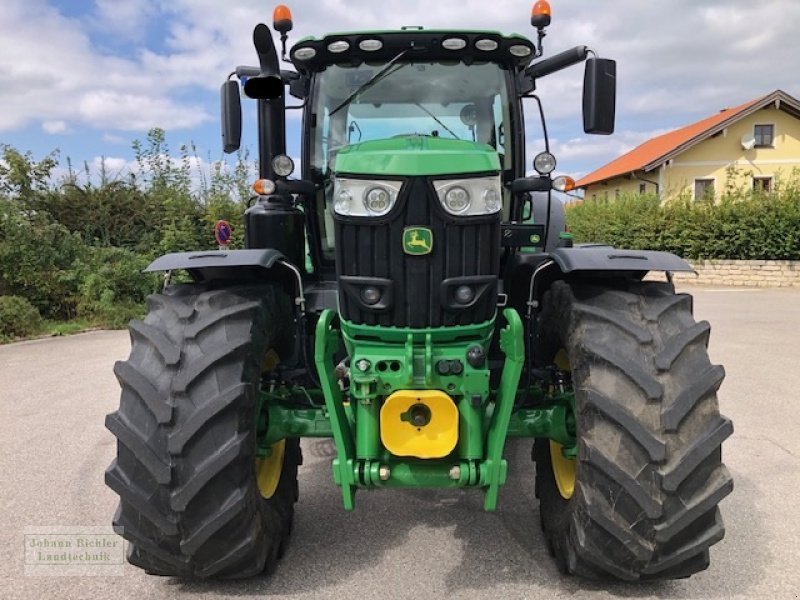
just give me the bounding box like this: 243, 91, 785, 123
78, 91, 207, 130
92, 156, 130, 173
0, 0, 209, 134
42, 120, 69, 134
91, 0, 155, 39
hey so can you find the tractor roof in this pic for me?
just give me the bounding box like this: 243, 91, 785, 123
289, 29, 536, 73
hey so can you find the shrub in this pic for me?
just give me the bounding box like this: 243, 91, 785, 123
566, 190, 800, 260
0, 295, 43, 340
75, 246, 158, 325
0, 199, 86, 318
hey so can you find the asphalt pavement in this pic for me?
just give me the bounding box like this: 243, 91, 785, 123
1, 287, 799, 599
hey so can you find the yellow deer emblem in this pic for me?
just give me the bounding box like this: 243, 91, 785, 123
403, 227, 433, 255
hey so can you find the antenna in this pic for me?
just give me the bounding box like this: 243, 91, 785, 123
741, 133, 756, 151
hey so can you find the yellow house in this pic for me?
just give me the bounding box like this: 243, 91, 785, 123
575, 90, 800, 200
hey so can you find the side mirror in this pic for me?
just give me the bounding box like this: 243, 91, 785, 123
220, 80, 242, 154
583, 58, 616, 135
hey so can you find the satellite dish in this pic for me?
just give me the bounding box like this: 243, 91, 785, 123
741, 133, 756, 150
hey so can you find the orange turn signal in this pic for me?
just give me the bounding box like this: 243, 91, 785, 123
552, 176, 576, 193
273, 5, 293, 33
531, 0, 552, 28
253, 178, 276, 195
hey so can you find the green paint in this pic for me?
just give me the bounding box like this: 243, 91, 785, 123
402, 226, 433, 255
262, 404, 333, 446
506, 405, 575, 446
341, 317, 494, 345
356, 383, 381, 459
314, 310, 357, 510
364, 460, 474, 488
334, 136, 500, 177
482, 308, 525, 511
457, 396, 483, 460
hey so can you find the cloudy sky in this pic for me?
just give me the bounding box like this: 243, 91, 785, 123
2, 0, 799, 183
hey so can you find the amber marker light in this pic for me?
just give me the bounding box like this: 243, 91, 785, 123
273, 5, 293, 33
552, 176, 576, 193
253, 178, 277, 196
531, 0, 552, 28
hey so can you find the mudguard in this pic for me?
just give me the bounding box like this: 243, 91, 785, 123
548, 244, 694, 273
144, 249, 286, 282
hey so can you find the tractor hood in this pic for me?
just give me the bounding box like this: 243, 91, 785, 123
333, 135, 501, 177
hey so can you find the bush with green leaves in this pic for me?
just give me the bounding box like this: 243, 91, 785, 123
0, 295, 43, 341
0, 131, 255, 330
0, 198, 87, 318
566, 188, 800, 260
75, 246, 159, 326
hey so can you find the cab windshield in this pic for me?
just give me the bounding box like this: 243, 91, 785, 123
310, 60, 512, 176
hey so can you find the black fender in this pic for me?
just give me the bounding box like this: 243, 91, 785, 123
502, 245, 694, 320
145, 248, 286, 282
548, 244, 694, 274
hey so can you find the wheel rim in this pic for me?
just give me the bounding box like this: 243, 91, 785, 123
551, 348, 576, 500
256, 349, 284, 499
550, 440, 576, 499
256, 439, 285, 499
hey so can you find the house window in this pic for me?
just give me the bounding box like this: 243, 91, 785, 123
694, 178, 715, 201
639, 183, 646, 195
754, 124, 774, 147
753, 176, 773, 193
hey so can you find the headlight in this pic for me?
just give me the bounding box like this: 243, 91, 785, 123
444, 186, 470, 214
332, 178, 402, 217
365, 186, 392, 214
434, 176, 502, 216
272, 154, 294, 177
533, 152, 556, 175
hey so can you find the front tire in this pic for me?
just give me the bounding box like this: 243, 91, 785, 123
105, 283, 299, 579
533, 279, 733, 581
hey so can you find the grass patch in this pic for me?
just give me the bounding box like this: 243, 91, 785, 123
46, 319, 95, 337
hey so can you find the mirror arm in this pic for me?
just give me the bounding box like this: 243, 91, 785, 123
234, 65, 261, 78
525, 45, 589, 80
508, 176, 552, 194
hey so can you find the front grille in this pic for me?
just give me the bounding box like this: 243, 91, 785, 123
335, 176, 500, 327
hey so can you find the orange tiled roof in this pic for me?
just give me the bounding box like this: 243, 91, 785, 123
575, 94, 769, 189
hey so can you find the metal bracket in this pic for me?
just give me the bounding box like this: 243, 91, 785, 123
314, 309, 357, 510
482, 308, 525, 511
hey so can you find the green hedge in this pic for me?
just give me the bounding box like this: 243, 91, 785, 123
566, 191, 800, 260
0, 133, 251, 330
0, 295, 43, 341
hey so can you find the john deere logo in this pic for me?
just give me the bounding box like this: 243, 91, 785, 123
403, 227, 433, 255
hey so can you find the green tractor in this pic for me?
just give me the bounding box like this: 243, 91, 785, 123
106, 2, 733, 581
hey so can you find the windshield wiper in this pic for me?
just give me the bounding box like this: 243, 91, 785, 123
414, 103, 461, 140
329, 49, 410, 117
